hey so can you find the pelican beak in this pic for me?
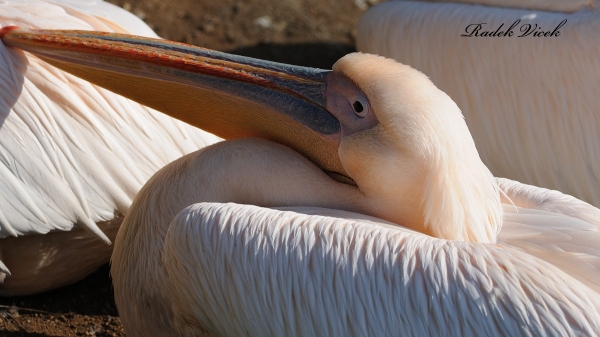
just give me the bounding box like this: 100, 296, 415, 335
1, 27, 350, 182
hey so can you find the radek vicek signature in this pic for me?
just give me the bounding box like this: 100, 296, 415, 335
461, 19, 567, 37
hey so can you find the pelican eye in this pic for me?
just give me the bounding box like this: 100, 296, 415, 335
352, 97, 369, 118
353, 101, 363, 112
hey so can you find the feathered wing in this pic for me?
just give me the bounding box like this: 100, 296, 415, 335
162, 202, 600, 337
498, 178, 600, 294
356, 1, 600, 207
0, 1, 220, 240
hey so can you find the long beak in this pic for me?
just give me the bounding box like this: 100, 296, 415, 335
1, 27, 351, 182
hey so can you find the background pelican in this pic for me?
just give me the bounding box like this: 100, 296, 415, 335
357, 0, 600, 207
0, 0, 219, 296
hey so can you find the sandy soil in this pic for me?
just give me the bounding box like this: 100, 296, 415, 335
0, 0, 378, 335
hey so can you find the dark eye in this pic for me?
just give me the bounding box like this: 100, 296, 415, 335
353, 101, 364, 113
352, 97, 369, 118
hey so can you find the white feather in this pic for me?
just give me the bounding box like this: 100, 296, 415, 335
162, 202, 600, 336
497, 177, 600, 294
0, 0, 220, 294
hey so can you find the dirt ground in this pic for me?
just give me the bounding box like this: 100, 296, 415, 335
0, 0, 378, 335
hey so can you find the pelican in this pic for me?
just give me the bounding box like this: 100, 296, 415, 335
357, 0, 600, 207
0, 0, 219, 295
5, 28, 599, 336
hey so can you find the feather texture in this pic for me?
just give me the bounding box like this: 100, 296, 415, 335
0, 0, 220, 294
498, 178, 600, 294
162, 202, 600, 336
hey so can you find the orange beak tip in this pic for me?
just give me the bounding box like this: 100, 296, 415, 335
0, 26, 20, 38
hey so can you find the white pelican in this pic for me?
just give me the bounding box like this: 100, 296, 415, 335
357, 1, 600, 207
0, 0, 219, 295
7, 29, 599, 335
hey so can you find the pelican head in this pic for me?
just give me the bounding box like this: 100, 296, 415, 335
325, 53, 502, 242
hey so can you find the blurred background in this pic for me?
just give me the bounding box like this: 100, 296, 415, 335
0, 1, 379, 336
106, 0, 380, 68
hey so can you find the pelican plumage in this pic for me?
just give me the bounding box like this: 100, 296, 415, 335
8, 27, 597, 334
111, 53, 600, 336
357, 0, 600, 207
0, 0, 219, 295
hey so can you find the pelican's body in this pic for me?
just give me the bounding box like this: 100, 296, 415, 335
111, 137, 600, 336
0, 1, 218, 295
357, 0, 600, 207
107, 54, 599, 336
